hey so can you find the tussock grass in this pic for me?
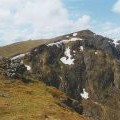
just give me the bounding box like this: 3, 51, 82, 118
0, 76, 89, 120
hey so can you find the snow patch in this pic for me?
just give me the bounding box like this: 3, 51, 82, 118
21, 60, 24, 64
70, 38, 83, 41
60, 47, 75, 65
94, 102, 99, 105
80, 88, 89, 99
34, 49, 37, 52
80, 46, 84, 51
73, 50, 76, 53
25, 65, 31, 71
47, 38, 83, 47
47, 42, 60, 47
112, 40, 119, 47
59, 76, 62, 80
11, 54, 25, 60
95, 52, 98, 55
66, 36, 69, 38
93, 33, 96, 37
73, 33, 77, 37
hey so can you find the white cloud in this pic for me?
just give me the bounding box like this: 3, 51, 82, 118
1, 0, 119, 46
112, 0, 120, 13
0, 0, 91, 46
94, 22, 120, 40
73, 15, 91, 31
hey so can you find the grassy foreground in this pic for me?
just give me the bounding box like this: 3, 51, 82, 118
0, 76, 89, 120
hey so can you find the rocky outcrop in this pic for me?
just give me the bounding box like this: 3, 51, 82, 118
6, 59, 26, 78
26, 30, 120, 120
0, 56, 27, 78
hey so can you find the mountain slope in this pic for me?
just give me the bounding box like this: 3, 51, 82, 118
0, 76, 89, 120
0, 39, 49, 57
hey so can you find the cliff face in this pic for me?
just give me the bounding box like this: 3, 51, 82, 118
27, 30, 120, 120
1, 30, 120, 120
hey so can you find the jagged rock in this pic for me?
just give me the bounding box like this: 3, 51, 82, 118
0, 56, 27, 78
29, 30, 119, 99
26, 30, 120, 120
117, 40, 120, 43
60, 98, 83, 114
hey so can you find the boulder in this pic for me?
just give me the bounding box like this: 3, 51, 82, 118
0, 57, 27, 78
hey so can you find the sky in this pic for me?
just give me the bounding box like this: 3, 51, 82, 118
0, 0, 120, 46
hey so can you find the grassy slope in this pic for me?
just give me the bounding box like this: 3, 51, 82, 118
0, 34, 70, 57
0, 40, 49, 57
0, 76, 89, 120
0, 32, 77, 57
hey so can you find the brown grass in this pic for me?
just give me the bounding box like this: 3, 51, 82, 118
0, 39, 49, 57
0, 76, 89, 120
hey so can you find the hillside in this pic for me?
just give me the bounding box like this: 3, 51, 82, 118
0, 76, 89, 120
0, 39, 49, 57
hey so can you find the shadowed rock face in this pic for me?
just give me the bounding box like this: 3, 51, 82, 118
27, 30, 120, 120
1, 30, 120, 120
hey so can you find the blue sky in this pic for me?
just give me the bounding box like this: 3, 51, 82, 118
64, 0, 120, 23
0, 0, 120, 46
